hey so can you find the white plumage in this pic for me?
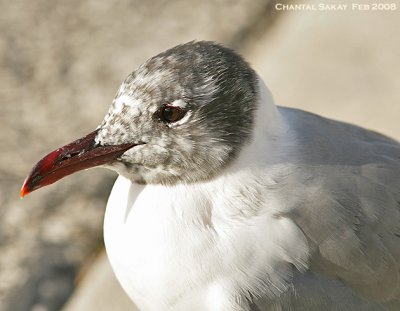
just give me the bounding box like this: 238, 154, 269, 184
104, 79, 400, 310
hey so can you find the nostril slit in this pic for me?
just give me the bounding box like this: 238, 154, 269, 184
60, 151, 80, 162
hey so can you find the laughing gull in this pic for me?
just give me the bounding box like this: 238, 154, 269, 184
22, 41, 400, 310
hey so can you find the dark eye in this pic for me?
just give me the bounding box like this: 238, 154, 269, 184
160, 105, 186, 123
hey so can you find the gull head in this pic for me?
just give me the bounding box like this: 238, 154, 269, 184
21, 41, 259, 196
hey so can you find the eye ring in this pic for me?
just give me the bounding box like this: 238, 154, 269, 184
160, 105, 186, 123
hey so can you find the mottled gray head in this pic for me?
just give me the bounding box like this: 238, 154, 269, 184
96, 41, 258, 185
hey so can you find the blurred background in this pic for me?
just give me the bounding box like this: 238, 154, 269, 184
0, 0, 399, 310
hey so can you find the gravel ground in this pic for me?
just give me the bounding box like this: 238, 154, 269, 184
0, 1, 271, 310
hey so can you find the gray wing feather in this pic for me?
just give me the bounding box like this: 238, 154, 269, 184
274, 108, 400, 308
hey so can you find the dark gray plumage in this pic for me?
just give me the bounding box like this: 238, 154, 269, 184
96, 41, 258, 185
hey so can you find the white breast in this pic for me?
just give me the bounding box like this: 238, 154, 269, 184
104, 170, 309, 311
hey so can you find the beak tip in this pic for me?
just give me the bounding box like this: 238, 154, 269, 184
20, 178, 30, 199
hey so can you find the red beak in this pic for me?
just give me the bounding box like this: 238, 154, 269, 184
20, 130, 135, 198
